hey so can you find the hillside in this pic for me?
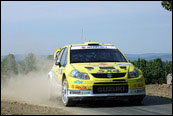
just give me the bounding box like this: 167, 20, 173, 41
125, 53, 172, 61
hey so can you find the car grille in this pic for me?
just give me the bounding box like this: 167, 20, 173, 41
93, 85, 128, 94
91, 73, 126, 78
112, 79, 126, 81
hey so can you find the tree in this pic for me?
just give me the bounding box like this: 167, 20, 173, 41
47, 55, 54, 60
163, 61, 172, 79
152, 58, 164, 84
132, 58, 150, 84
17, 60, 26, 74
1, 54, 18, 76
161, 1, 172, 11
23, 53, 37, 74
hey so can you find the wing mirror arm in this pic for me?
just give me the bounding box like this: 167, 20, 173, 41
55, 61, 61, 67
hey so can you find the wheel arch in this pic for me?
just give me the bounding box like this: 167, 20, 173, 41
62, 73, 66, 84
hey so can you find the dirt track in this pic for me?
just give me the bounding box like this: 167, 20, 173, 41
1, 99, 72, 115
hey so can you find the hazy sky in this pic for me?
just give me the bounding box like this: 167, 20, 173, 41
1, 1, 172, 56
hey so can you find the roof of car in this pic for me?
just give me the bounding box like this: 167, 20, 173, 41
70, 42, 115, 47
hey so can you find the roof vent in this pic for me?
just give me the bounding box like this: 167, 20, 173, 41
85, 42, 100, 46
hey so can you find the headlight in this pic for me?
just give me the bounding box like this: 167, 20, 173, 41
129, 68, 139, 78
71, 70, 90, 80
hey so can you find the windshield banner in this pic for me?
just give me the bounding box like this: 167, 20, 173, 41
71, 46, 117, 50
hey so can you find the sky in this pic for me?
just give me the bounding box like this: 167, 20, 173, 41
1, 1, 172, 56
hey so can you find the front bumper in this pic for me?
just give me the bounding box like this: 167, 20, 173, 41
67, 88, 146, 99
67, 73, 146, 101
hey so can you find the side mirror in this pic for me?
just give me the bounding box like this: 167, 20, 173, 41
55, 61, 60, 66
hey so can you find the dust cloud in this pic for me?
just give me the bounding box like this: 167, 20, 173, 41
1, 59, 62, 106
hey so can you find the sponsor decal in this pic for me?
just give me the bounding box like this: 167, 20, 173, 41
70, 91, 91, 95
71, 46, 117, 50
72, 85, 74, 89
87, 46, 107, 49
81, 46, 86, 49
97, 86, 126, 93
136, 88, 145, 93
70, 91, 80, 94
74, 80, 83, 84
97, 69, 120, 73
131, 88, 145, 93
97, 70, 104, 73
81, 91, 91, 95
71, 85, 91, 90
99, 63, 107, 65
75, 85, 86, 89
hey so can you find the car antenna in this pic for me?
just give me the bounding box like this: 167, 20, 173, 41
85, 33, 87, 43
81, 27, 83, 43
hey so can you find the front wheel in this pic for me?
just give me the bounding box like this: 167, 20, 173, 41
62, 78, 74, 107
48, 76, 54, 100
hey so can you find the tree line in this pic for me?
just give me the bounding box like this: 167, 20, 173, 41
1, 53, 36, 77
131, 58, 172, 84
1, 53, 172, 84
1, 53, 53, 78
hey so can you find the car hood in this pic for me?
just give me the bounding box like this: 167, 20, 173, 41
71, 62, 135, 73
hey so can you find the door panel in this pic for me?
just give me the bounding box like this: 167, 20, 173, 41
56, 47, 68, 82
52, 48, 65, 83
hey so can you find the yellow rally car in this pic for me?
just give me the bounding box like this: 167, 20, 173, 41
48, 42, 146, 106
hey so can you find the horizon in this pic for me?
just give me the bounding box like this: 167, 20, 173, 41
1, 1, 172, 56
1, 52, 172, 62
1, 52, 172, 57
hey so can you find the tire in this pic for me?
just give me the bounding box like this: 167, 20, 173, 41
128, 96, 144, 105
62, 78, 74, 107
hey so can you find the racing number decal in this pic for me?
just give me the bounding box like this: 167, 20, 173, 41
97, 69, 120, 73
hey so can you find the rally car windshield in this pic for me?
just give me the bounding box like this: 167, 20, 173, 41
70, 49, 127, 63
